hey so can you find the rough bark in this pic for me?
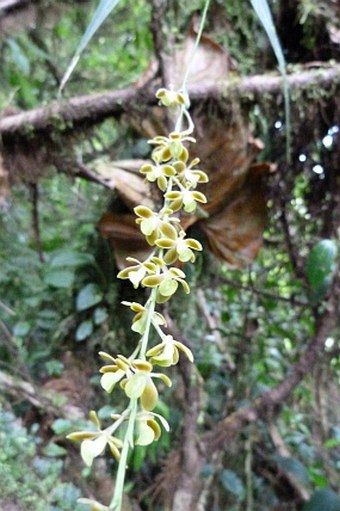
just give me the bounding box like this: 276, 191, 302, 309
0, 64, 339, 139
157, 314, 205, 511
172, 347, 204, 509
170, 364, 203, 511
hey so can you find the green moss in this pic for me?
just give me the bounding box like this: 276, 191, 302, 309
209, 0, 263, 74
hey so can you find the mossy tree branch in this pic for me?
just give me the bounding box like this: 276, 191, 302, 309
0, 64, 339, 140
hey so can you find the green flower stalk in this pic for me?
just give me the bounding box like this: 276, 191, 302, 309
67, 88, 208, 511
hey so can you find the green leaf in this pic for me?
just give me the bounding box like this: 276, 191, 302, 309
309, 472, 329, 488
6, 39, 30, 75
44, 269, 75, 288
76, 283, 103, 311
307, 239, 337, 297
51, 418, 73, 435
60, 0, 121, 91
50, 250, 94, 268
273, 455, 310, 485
249, 0, 291, 160
324, 438, 340, 448
13, 321, 31, 337
94, 307, 108, 325
220, 469, 245, 499
201, 463, 214, 478
97, 405, 115, 420
132, 445, 147, 471
45, 359, 64, 377
43, 442, 67, 457
303, 489, 340, 511
249, 0, 285, 74
38, 309, 59, 320
75, 319, 94, 341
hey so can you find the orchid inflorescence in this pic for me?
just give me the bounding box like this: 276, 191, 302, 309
68, 87, 208, 511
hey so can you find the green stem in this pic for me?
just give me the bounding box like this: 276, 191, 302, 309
175, 0, 210, 133
109, 398, 138, 510
181, 0, 211, 93
174, 102, 194, 133
152, 319, 167, 340
107, 165, 176, 511
107, 7, 213, 502
173, 176, 186, 191
139, 288, 157, 359
106, 407, 130, 436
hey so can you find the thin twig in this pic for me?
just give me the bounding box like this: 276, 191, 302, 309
28, 30, 61, 87
279, 196, 304, 282
0, 319, 33, 384
267, 423, 309, 501
217, 275, 307, 307
0, 368, 83, 418
196, 288, 235, 370
29, 183, 45, 263
0, 299, 15, 315
197, 451, 223, 511
73, 161, 116, 189
202, 274, 339, 457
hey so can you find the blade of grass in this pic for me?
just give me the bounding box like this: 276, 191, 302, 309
249, 0, 291, 162
59, 0, 121, 93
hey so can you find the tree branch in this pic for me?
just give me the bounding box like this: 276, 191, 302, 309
196, 288, 235, 369
161, 312, 205, 511
0, 0, 30, 10
217, 275, 307, 307
201, 276, 339, 458
267, 423, 309, 501
0, 86, 139, 137
0, 64, 339, 139
29, 183, 45, 263
0, 368, 83, 419
150, 0, 172, 87
67, 161, 116, 190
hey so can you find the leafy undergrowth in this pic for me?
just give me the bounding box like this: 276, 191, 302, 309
0, 405, 85, 511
